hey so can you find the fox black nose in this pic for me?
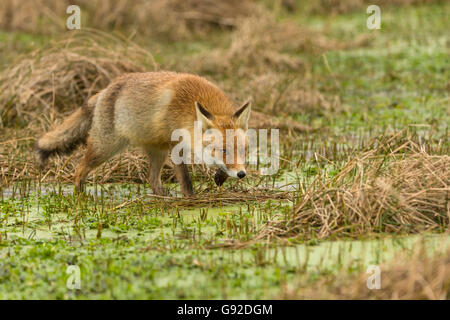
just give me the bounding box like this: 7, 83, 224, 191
237, 171, 246, 179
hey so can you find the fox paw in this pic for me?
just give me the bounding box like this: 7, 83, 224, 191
153, 187, 170, 197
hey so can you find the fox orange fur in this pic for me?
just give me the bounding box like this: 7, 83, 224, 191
35, 72, 251, 196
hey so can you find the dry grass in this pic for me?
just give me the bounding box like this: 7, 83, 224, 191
183, 9, 361, 119
145, 0, 256, 38
0, 0, 255, 39
281, 243, 450, 299
299, 0, 444, 15
238, 73, 343, 116
0, 0, 66, 33
2, 0, 438, 37
0, 30, 155, 128
260, 130, 450, 240
112, 188, 293, 212
192, 9, 370, 77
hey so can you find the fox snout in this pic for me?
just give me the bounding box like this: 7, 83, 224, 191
237, 171, 246, 179
222, 164, 246, 179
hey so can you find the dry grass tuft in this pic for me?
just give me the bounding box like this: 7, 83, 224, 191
260, 130, 450, 240
281, 244, 450, 299
0, 30, 155, 127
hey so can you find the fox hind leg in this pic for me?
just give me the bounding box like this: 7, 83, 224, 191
74, 137, 126, 192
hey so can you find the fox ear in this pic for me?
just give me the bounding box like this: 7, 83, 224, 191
195, 101, 214, 129
233, 101, 251, 130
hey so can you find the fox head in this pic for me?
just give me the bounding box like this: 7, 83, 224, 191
195, 100, 251, 179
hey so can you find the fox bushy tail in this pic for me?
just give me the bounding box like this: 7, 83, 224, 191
35, 96, 97, 168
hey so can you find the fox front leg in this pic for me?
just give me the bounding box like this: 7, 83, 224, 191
174, 163, 194, 197
214, 168, 228, 186
147, 148, 170, 196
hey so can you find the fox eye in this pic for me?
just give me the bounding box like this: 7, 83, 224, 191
222, 149, 228, 155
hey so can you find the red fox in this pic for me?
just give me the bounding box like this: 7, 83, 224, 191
35, 72, 251, 197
